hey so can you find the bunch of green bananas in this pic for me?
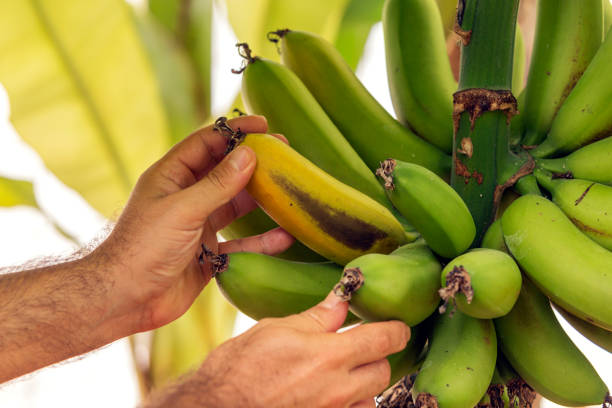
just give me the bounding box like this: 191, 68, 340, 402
211, 0, 612, 407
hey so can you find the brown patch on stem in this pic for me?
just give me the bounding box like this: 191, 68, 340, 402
267, 29, 291, 53
455, 156, 472, 184
521, 145, 537, 151
493, 156, 536, 216
438, 265, 473, 315
551, 171, 573, 180
457, 137, 474, 158
472, 170, 483, 185
213, 116, 246, 154
198, 244, 229, 277
333, 268, 364, 301
415, 392, 439, 408
377, 374, 416, 408
603, 393, 612, 408
575, 182, 595, 206
507, 378, 536, 408
376, 159, 397, 190
486, 384, 506, 408
271, 173, 390, 250
232, 108, 246, 117
454, 1, 472, 46
453, 89, 518, 133
231, 42, 258, 74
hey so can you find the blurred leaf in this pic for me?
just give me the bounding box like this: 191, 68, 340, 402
513, 24, 526, 96
150, 283, 237, 387
224, 0, 351, 61
0, 177, 37, 208
605, 0, 612, 38
134, 13, 201, 144
0, 0, 171, 218
334, 0, 384, 70
149, 0, 213, 121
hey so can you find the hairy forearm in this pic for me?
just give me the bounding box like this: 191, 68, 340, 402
0, 252, 133, 383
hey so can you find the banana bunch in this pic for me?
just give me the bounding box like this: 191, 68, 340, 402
204, 0, 612, 406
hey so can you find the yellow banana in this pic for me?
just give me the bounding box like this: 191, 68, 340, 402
217, 121, 407, 265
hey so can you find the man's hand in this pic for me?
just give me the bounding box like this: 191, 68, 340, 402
96, 115, 294, 333
0, 115, 293, 382
145, 292, 411, 408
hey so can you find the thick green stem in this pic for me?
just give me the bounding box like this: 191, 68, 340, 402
451, 0, 520, 246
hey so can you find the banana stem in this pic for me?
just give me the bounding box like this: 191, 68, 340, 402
451, 0, 520, 245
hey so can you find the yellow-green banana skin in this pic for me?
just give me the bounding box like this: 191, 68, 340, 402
533, 28, 612, 158
441, 249, 521, 319
381, 160, 475, 258
278, 30, 450, 177
412, 310, 496, 408
501, 194, 612, 330
216, 252, 359, 325
536, 136, 612, 185
241, 57, 389, 208
521, 0, 603, 146
536, 175, 612, 250
494, 278, 608, 406
344, 241, 441, 326
382, 0, 455, 153
555, 305, 612, 354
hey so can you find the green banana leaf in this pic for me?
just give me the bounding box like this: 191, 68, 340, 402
134, 12, 201, 144
333, 0, 385, 70
150, 283, 237, 387
0, 0, 171, 219
0, 176, 37, 208
224, 0, 351, 61
148, 0, 213, 122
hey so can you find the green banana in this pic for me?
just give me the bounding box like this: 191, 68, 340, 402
237, 44, 391, 210
333, 241, 441, 326
494, 277, 609, 406
412, 310, 497, 408
532, 30, 612, 158
388, 321, 429, 385
271, 29, 450, 176
214, 251, 360, 326
481, 219, 508, 252
521, 0, 603, 146
554, 304, 612, 354
536, 136, 612, 185
439, 248, 522, 319
502, 194, 612, 330
512, 24, 526, 97
606, 0, 612, 37
377, 159, 475, 258
381, 0, 456, 153
535, 170, 612, 250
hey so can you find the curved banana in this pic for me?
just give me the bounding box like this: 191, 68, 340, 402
502, 194, 612, 330
382, 0, 455, 153
481, 219, 508, 252
536, 136, 612, 185
333, 241, 441, 326
214, 251, 359, 326
554, 304, 612, 354
521, 0, 603, 146
494, 278, 608, 406
238, 44, 391, 210
412, 310, 497, 408
234, 131, 407, 265
377, 159, 475, 258
532, 31, 612, 158
439, 248, 522, 319
271, 29, 451, 176
535, 170, 612, 250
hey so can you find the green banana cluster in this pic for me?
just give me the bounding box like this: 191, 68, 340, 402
208, 1, 612, 405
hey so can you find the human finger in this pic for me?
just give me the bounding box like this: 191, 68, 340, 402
173, 145, 256, 225
207, 189, 258, 232
349, 398, 377, 408
157, 115, 267, 187
270, 133, 289, 144
347, 359, 392, 405
338, 321, 410, 367
218, 227, 295, 255
283, 291, 349, 333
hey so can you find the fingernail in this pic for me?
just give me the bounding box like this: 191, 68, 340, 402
321, 290, 343, 310
228, 146, 252, 172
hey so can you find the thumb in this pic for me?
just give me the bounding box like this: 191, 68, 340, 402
179, 145, 256, 223
289, 291, 349, 333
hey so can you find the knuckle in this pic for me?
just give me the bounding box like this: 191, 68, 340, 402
206, 169, 229, 191
374, 359, 391, 386
372, 330, 394, 355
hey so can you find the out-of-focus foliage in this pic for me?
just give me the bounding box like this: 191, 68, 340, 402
0, 0, 171, 218
0, 177, 37, 208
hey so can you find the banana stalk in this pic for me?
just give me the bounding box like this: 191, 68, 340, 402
451, 0, 520, 244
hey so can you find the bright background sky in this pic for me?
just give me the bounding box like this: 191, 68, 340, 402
0, 1, 610, 407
